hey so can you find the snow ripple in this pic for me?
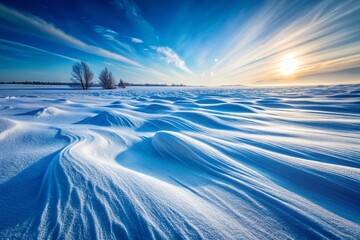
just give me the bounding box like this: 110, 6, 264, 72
0, 84, 360, 239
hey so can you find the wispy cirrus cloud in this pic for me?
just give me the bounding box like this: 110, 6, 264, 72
209, 0, 360, 85
0, 3, 179, 84
153, 46, 191, 73
113, 0, 155, 41
130, 37, 143, 44
1, 0, 359, 85
0, 3, 141, 67
93, 25, 119, 36
94, 26, 143, 48
93, 25, 133, 53
0, 39, 79, 62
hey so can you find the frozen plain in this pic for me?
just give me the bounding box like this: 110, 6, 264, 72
0, 84, 359, 239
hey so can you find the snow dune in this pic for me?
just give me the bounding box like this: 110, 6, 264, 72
0, 84, 359, 239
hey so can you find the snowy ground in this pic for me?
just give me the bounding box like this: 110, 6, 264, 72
0, 84, 359, 239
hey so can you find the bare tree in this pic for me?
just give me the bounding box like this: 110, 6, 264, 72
70, 61, 94, 90
99, 67, 116, 89
118, 78, 126, 88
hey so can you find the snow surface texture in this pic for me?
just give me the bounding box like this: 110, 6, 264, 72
0, 84, 359, 239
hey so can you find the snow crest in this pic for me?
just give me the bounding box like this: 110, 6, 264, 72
0, 85, 360, 239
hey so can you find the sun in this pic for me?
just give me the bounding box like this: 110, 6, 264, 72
280, 57, 299, 76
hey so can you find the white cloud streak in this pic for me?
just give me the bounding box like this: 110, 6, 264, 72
153, 46, 191, 73
2, 1, 358, 85
0, 4, 177, 84
114, 0, 155, 39
210, 0, 360, 85
93, 25, 133, 53
0, 3, 142, 67
94, 25, 119, 36
0, 39, 80, 62
131, 37, 143, 43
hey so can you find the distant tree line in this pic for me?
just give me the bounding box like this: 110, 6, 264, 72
70, 61, 187, 90
0, 81, 72, 85
0, 81, 187, 87
124, 83, 185, 87
0, 61, 187, 88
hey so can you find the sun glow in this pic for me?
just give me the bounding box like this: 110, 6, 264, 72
280, 57, 299, 76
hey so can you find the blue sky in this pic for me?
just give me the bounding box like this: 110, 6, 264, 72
0, 0, 359, 85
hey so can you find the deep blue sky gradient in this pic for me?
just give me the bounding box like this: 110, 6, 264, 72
0, 0, 359, 85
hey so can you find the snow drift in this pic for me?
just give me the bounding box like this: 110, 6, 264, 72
0, 84, 359, 239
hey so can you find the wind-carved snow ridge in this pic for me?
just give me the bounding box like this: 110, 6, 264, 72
76, 110, 143, 128
0, 84, 360, 239
18, 106, 65, 117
